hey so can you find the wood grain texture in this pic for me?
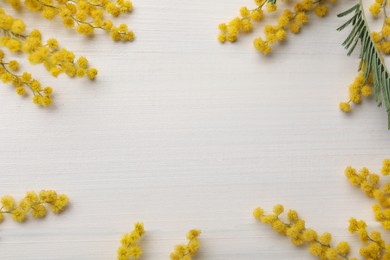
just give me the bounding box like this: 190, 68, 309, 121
0, 0, 390, 259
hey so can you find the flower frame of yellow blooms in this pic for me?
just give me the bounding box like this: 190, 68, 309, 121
4, 0, 390, 259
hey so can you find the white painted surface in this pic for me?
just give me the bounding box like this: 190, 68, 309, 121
0, 0, 389, 259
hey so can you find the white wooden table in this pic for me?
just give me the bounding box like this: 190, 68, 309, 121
1, 0, 389, 259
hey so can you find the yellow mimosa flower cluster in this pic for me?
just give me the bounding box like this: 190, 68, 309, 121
254, 0, 333, 55
0, 190, 68, 223
0, 9, 97, 79
369, 1, 390, 57
117, 222, 145, 260
0, 0, 135, 107
116, 226, 201, 260
339, 71, 373, 113
253, 205, 354, 259
6, 0, 134, 41
217, 0, 269, 43
369, 0, 387, 17
345, 160, 390, 231
254, 160, 390, 260
0, 8, 98, 106
170, 229, 201, 260
218, 0, 335, 55
348, 218, 390, 259
0, 50, 53, 106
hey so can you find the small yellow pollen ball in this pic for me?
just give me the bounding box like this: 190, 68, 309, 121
339, 102, 351, 112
